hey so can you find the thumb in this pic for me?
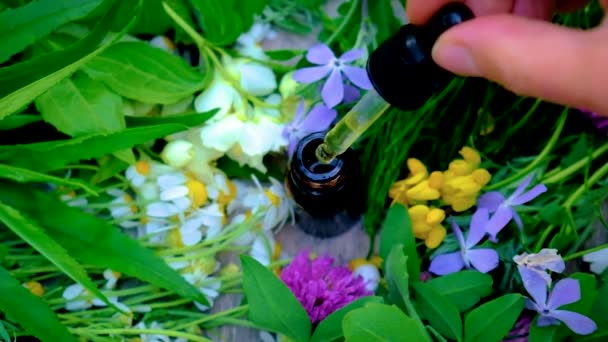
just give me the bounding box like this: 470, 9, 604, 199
432, 15, 608, 116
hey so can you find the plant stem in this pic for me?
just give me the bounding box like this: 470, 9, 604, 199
403, 298, 433, 342
563, 161, 608, 209
486, 108, 567, 191
564, 243, 608, 261
172, 305, 248, 330
426, 325, 448, 342
324, 0, 360, 46
543, 142, 608, 184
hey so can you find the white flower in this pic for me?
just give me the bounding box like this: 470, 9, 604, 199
183, 203, 225, 241
103, 269, 121, 290
126, 160, 173, 188
353, 264, 381, 293
161, 140, 194, 168
134, 321, 172, 342
60, 192, 88, 208
200, 110, 287, 173
583, 247, 608, 275
194, 73, 243, 119
236, 21, 276, 60
149, 36, 177, 54
226, 57, 277, 96
62, 284, 114, 311
194, 278, 222, 312
106, 188, 140, 228
249, 231, 277, 266
513, 248, 565, 286
242, 176, 294, 231
172, 258, 222, 312
183, 131, 225, 184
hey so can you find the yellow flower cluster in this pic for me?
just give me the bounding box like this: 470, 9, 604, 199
388, 147, 491, 248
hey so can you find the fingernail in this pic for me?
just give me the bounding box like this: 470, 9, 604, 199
433, 44, 481, 76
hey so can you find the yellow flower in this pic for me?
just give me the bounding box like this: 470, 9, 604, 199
24, 281, 45, 297
438, 147, 492, 212
389, 158, 430, 205
408, 205, 447, 248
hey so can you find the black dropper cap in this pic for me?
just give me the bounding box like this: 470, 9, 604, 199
366, 2, 474, 111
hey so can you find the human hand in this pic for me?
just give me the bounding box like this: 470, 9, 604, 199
406, 0, 608, 116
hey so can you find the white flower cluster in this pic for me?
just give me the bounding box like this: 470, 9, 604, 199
61, 19, 296, 319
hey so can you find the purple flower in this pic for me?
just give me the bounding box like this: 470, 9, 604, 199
478, 174, 547, 242
521, 269, 597, 335
293, 43, 373, 108
579, 109, 608, 135
428, 208, 499, 275
280, 250, 371, 324
503, 313, 533, 342
283, 101, 337, 157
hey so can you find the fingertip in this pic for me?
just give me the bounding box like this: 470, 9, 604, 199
432, 15, 608, 113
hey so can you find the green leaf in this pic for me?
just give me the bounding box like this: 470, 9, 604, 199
425, 270, 494, 312
0, 0, 142, 119
0, 266, 76, 342
592, 283, 608, 326
0, 0, 103, 63
83, 41, 206, 104
368, 0, 402, 43
0, 320, 11, 342
0, 121, 206, 172
90, 155, 129, 184
539, 202, 567, 225
129, 0, 173, 34
0, 203, 117, 311
529, 318, 563, 342
124, 110, 217, 127
0, 182, 209, 305
0, 114, 42, 130
190, 0, 265, 45
464, 294, 525, 342
379, 203, 420, 281
311, 296, 383, 342
265, 49, 305, 61
35, 71, 124, 136
578, 328, 608, 342
240, 255, 311, 342
412, 281, 463, 341
0, 163, 97, 194
343, 302, 428, 341
384, 243, 410, 308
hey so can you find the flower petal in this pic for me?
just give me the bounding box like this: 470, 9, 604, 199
467, 208, 489, 248
511, 174, 535, 200
160, 186, 189, 201
486, 206, 513, 241
339, 48, 364, 62
341, 65, 373, 90
511, 184, 548, 206
343, 83, 361, 103
547, 278, 581, 309
549, 310, 597, 335
512, 211, 523, 230
428, 252, 465, 275
449, 219, 466, 249
519, 265, 548, 308
238, 62, 277, 96
477, 191, 506, 212
293, 65, 332, 83
466, 248, 499, 273
321, 69, 344, 108
299, 104, 337, 133
306, 44, 335, 64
